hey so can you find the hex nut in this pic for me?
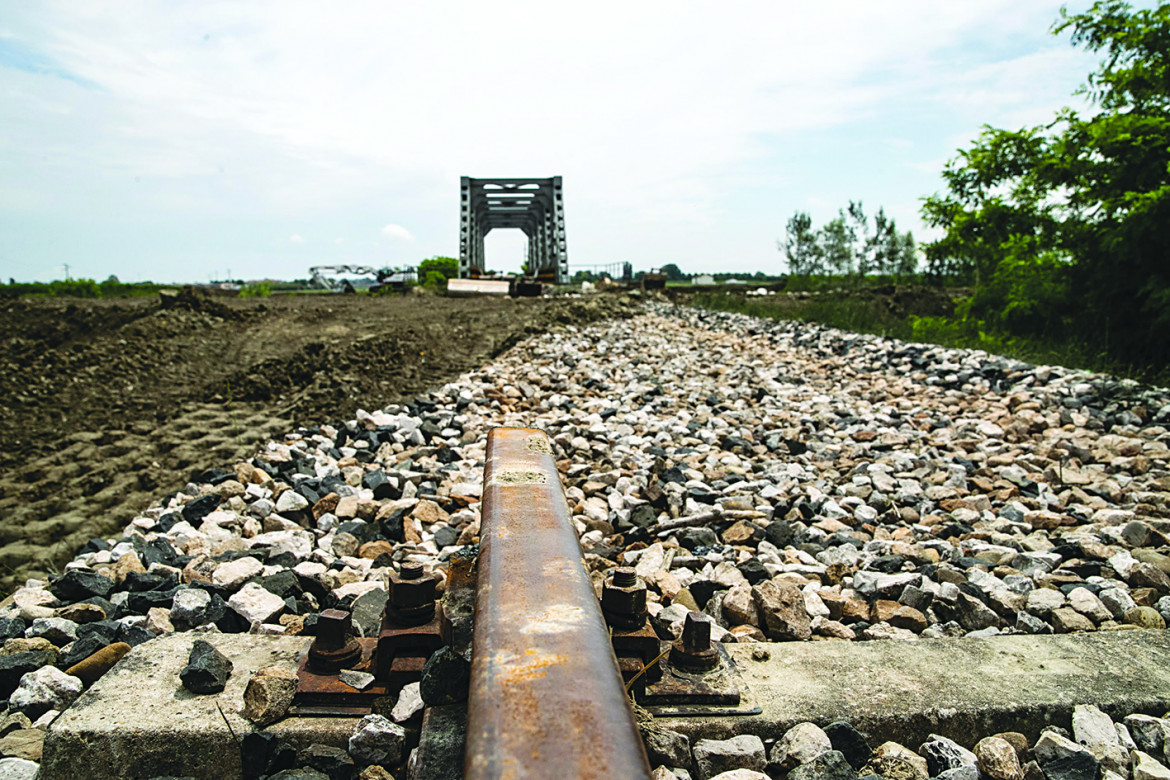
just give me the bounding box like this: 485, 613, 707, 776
601, 567, 647, 630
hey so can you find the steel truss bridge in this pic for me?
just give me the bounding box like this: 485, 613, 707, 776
459, 177, 568, 285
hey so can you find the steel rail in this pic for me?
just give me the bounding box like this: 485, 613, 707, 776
465, 427, 652, 780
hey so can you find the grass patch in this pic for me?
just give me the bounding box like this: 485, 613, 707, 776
691, 291, 917, 340
691, 291, 1169, 385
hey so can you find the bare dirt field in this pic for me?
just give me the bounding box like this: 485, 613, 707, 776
0, 288, 635, 591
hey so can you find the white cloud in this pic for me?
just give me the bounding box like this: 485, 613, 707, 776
289, 234, 305, 244
0, 1, 1111, 278
380, 223, 413, 241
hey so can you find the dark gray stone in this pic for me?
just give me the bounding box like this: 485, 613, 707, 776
350, 588, 389, 639
298, 743, 355, 780
267, 770, 329, 780
789, 750, 859, 780
420, 646, 469, 706
640, 725, 690, 768
0, 650, 57, 699
49, 570, 113, 602
181, 493, 221, 524
241, 731, 297, 780
826, 722, 872, 770
179, 639, 233, 694
1040, 751, 1100, 780
919, 735, 976, 776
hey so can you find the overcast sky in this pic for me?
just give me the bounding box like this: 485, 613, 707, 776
0, 1, 1124, 282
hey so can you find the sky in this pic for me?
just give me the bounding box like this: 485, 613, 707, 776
0, 1, 1128, 282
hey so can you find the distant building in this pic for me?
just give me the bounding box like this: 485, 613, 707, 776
693, 274, 715, 285
725, 278, 746, 285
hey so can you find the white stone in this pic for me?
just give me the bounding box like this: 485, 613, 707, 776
348, 713, 406, 765
227, 582, 285, 625
1074, 704, 1121, 749
1068, 589, 1111, 623
249, 529, 313, 560
0, 758, 40, 780
1134, 751, 1170, 780
293, 561, 328, 578
391, 681, 424, 723
712, 561, 747, 588
275, 490, 309, 513
1026, 588, 1066, 615
1035, 731, 1091, 765
8, 665, 82, 718
170, 587, 213, 627
12, 589, 55, 613
338, 670, 375, 690
694, 734, 767, 780
770, 722, 832, 771
633, 543, 667, 580
211, 556, 263, 588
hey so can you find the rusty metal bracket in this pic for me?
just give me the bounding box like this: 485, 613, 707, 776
639, 643, 761, 717
291, 637, 388, 716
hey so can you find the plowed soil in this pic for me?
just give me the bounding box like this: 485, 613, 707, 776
0, 288, 635, 591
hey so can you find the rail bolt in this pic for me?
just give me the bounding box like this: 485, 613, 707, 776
601, 566, 647, 630
670, 611, 719, 672
308, 608, 363, 674
386, 561, 439, 626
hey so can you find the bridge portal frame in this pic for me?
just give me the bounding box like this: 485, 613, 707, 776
459, 177, 568, 285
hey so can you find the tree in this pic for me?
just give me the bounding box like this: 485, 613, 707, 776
893, 231, 918, 278
922, 1, 1170, 366
846, 201, 871, 276
418, 256, 458, 281
781, 211, 822, 277
659, 263, 686, 282
818, 214, 855, 275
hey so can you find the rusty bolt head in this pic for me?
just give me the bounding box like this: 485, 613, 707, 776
601, 567, 647, 630
681, 611, 711, 651
670, 611, 719, 672
315, 608, 353, 651
389, 564, 438, 609
384, 563, 440, 626
307, 608, 362, 673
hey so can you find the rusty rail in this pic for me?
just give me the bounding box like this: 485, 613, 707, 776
465, 428, 652, 779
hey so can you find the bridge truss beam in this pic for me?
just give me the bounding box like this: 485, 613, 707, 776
459, 177, 568, 285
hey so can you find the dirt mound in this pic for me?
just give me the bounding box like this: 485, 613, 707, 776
0, 290, 636, 591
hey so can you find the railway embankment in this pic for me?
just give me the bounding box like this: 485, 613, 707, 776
4, 301, 1170, 778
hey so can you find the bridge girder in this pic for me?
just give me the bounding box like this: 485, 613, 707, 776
459, 177, 568, 284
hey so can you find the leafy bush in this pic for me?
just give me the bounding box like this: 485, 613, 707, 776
423, 271, 447, 293
48, 278, 102, 298
921, 1, 1170, 374
238, 282, 272, 298
419, 256, 457, 280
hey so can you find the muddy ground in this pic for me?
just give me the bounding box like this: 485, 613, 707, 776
0, 288, 636, 591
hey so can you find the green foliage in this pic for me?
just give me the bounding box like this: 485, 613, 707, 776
659, 263, 686, 282
1, 277, 168, 299
50, 278, 102, 297
692, 292, 917, 340
780, 212, 821, 277
418, 256, 458, 281
780, 203, 917, 281
921, 1, 1170, 372
238, 282, 272, 298
423, 270, 447, 293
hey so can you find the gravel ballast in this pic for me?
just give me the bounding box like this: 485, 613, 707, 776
5, 300, 1170, 777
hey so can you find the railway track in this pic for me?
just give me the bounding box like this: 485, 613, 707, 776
291, 427, 763, 777
39, 421, 1170, 778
